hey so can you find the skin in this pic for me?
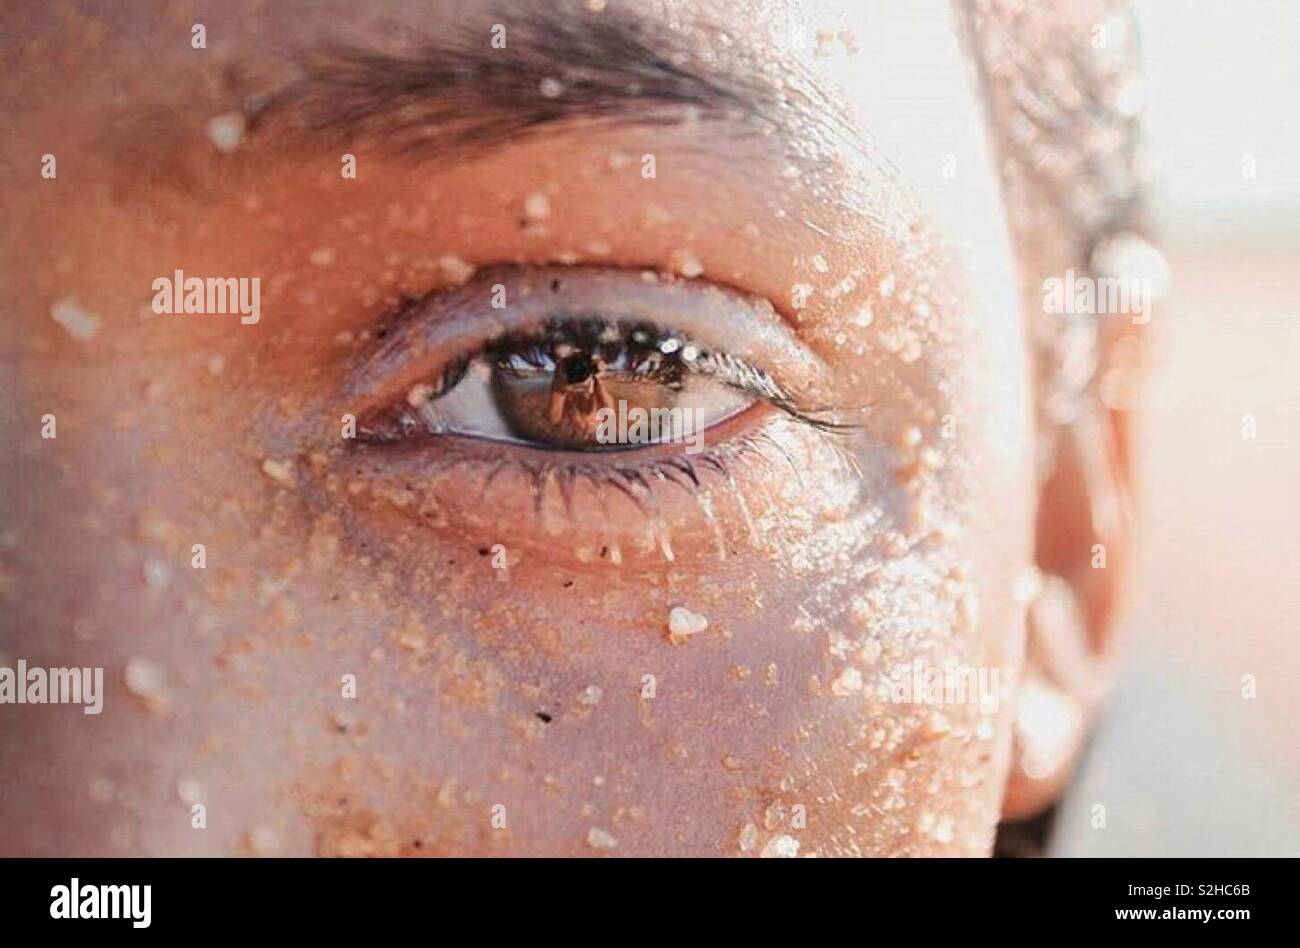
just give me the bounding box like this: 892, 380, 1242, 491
0, 0, 1063, 856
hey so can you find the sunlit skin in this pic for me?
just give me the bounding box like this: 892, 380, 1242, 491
0, 0, 1125, 856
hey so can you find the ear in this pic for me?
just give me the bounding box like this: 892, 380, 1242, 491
1003, 289, 1149, 821
1002, 343, 1137, 819
953, 0, 1164, 824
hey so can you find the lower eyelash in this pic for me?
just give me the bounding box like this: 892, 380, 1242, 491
348, 412, 862, 564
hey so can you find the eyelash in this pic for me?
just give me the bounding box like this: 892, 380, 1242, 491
358, 315, 850, 446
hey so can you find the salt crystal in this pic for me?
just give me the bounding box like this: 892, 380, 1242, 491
438, 255, 476, 284
206, 112, 246, 154
586, 827, 618, 850
667, 605, 708, 640
524, 192, 551, 221
760, 834, 800, 858
261, 458, 295, 485
669, 249, 704, 278
50, 298, 101, 341
830, 667, 863, 697
124, 657, 165, 698
143, 558, 172, 589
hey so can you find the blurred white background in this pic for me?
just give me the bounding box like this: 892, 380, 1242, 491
1054, 0, 1299, 856
1139, 0, 1300, 227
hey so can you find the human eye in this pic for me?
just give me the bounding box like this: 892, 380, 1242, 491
324, 266, 862, 566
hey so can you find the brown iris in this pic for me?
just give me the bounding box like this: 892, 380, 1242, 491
490, 350, 685, 450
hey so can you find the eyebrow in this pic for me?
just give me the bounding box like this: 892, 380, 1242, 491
250, 4, 794, 162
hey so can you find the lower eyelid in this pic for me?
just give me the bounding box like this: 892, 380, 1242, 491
329, 410, 860, 567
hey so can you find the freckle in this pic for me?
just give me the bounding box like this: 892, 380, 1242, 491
523, 191, 551, 221
586, 827, 618, 850
760, 834, 800, 858
50, 297, 101, 341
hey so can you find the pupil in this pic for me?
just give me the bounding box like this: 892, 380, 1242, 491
561, 353, 595, 385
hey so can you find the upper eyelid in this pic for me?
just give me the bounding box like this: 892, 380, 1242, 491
456, 323, 792, 405
340, 265, 833, 415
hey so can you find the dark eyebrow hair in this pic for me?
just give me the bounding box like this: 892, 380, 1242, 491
251, 4, 792, 161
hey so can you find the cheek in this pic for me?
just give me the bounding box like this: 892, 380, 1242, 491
279, 363, 1028, 858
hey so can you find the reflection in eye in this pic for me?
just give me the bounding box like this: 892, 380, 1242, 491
398, 318, 771, 452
